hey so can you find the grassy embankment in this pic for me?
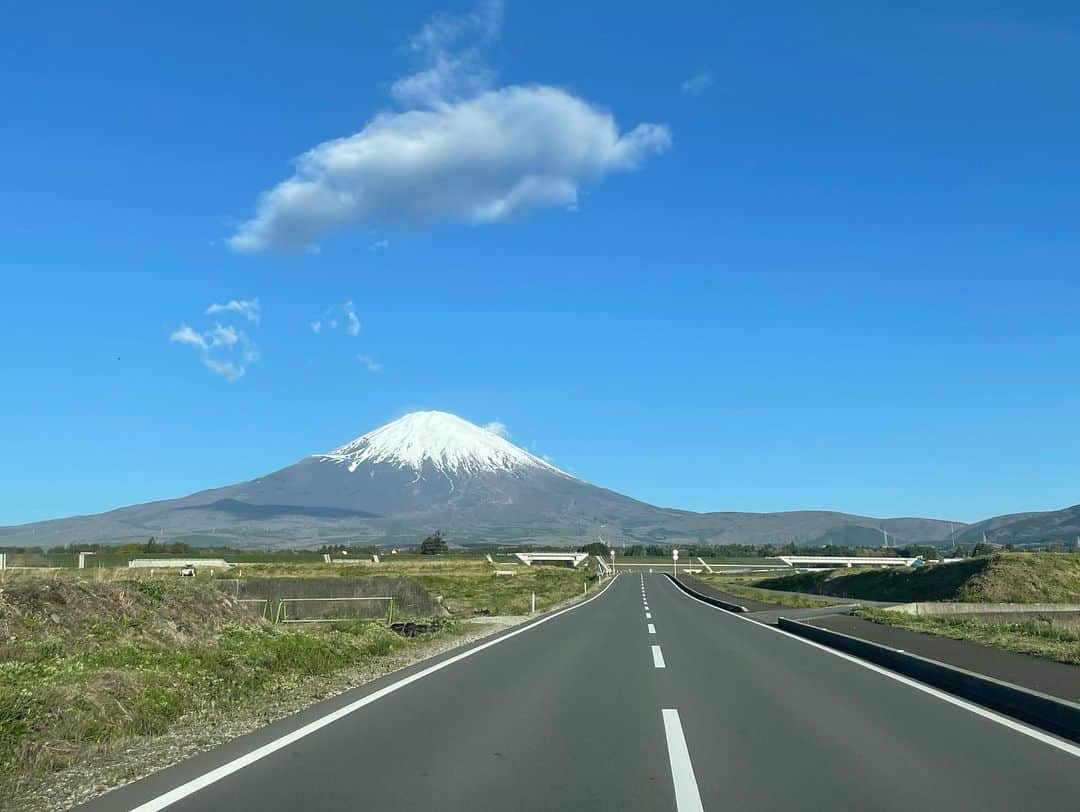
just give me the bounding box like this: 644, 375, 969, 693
0, 558, 598, 801
0, 575, 471, 801
752, 553, 1080, 663
218, 557, 599, 617
854, 607, 1080, 665
689, 574, 844, 609
752, 553, 1080, 603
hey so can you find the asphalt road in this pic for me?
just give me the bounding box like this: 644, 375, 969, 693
80, 573, 1080, 811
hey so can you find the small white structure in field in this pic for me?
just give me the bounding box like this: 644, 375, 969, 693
128, 558, 232, 569
514, 552, 589, 568
778, 556, 922, 569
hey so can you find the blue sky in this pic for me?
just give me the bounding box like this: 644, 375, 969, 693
4, 1, 1080, 527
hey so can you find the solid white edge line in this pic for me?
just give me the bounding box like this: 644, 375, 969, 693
663, 577, 1080, 758
648, 623, 656, 634
662, 709, 705, 812
129, 575, 624, 811
652, 644, 666, 668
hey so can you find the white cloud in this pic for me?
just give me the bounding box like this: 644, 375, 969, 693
483, 421, 510, 439
206, 298, 261, 324
312, 302, 361, 336
344, 301, 361, 336
357, 354, 383, 373
169, 324, 208, 350
203, 359, 245, 382
228, 3, 670, 253
169, 308, 259, 382
208, 324, 239, 348
681, 72, 712, 96
370, 239, 390, 251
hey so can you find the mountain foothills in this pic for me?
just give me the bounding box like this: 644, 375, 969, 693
0, 411, 1069, 550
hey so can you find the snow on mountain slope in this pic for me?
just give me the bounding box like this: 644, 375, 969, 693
315, 411, 570, 478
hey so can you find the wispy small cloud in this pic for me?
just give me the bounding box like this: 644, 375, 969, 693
681, 71, 712, 96
357, 354, 383, 373
170, 301, 260, 382
370, 239, 390, 251
344, 301, 361, 336
312, 302, 361, 336
170, 324, 209, 350
484, 421, 510, 439
206, 298, 261, 324
203, 359, 245, 382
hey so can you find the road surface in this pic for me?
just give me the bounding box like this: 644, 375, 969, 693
80, 574, 1079, 811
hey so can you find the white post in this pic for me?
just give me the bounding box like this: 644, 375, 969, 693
531, 592, 536, 614
584, 581, 587, 598
672, 549, 679, 578
0, 553, 6, 570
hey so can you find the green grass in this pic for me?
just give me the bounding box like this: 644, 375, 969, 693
216, 558, 599, 617
855, 607, 1080, 665
0, 575, 463, 800
692, 575, 845, 609
753, 553, 1080, 604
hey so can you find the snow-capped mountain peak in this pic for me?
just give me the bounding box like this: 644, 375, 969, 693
316, 411, 568, 477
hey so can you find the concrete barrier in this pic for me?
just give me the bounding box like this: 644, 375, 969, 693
215, 577, 447, 620
777, 616, 1080, 743
665, 574, 749, 613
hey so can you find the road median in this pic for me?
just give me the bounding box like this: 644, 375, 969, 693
665, 573, 750, 612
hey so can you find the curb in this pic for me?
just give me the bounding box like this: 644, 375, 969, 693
665, 573, 749, 613
777, 616, 1080, 744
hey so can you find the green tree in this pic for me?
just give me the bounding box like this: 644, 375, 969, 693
577, 541, 610, 556
419, 531, 448, 555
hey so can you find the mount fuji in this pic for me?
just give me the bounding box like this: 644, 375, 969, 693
0, 411, 962, 548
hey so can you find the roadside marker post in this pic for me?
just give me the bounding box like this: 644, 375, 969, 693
672, 549, 679, 578
531, 592, 536, 615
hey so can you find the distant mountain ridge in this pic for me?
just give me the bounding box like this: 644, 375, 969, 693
1, 410, 969, 549
958, 504, 1080, 548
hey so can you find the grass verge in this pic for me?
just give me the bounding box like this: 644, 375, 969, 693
0, 576, 464, 805
854, 606, 1080, 665
692, 575, 844, 609
216, 558, 598, 617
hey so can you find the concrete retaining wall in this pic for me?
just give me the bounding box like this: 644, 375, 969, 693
215, 577, 447, 620
777, 616, 1080, 743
